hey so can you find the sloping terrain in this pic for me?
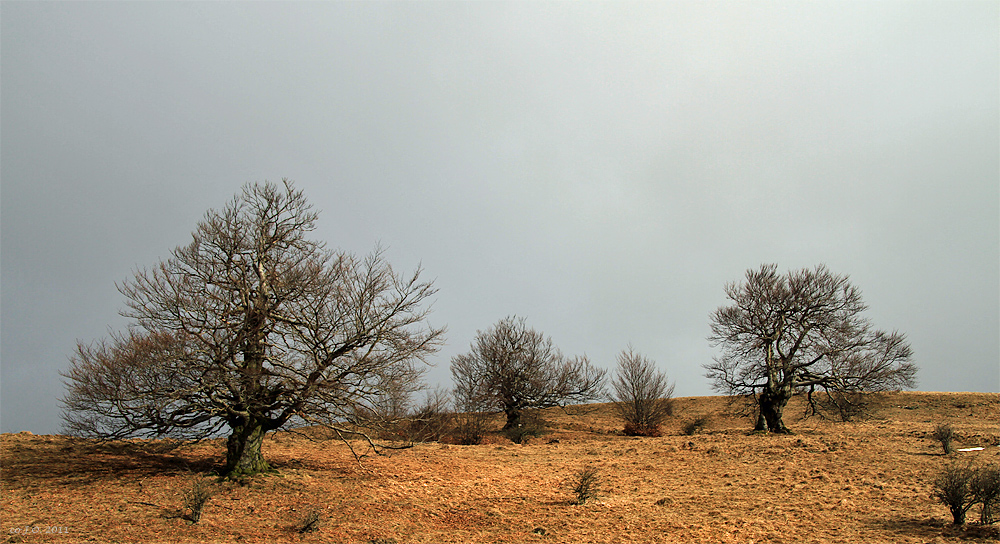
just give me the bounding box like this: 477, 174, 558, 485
3, 392, 999, 543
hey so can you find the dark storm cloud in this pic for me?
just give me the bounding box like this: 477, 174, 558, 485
2, 1, 996, 433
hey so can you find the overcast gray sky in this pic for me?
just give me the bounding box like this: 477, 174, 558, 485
2, 1, 997, 434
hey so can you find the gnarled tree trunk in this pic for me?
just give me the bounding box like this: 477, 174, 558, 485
503, 407, 522, 430
755, 386, 792, 433
224, 419, 270, 478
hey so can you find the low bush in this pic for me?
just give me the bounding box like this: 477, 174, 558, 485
452, 411, 490, 445
813, 390, 880, 422
932, 423, 956, 454
682, 415, 711, 436
402, 390, 455, 443
623, 423, 662, 437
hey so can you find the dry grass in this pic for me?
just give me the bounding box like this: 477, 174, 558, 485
3, 392, 999, 543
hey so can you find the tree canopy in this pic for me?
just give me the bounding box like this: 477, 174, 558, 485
61, 180, 444, 477
706, 264, 916, 432
451, 316, 606, 430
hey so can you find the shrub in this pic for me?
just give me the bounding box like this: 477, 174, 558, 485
682, 415, 711, 436
451, 385, 493, 445
610, 348, 675, 437
451, 410, 490, 445
932, 423, 956, 454
972, 464, 1000, 525
569, 466, 602, 505
182, 478, 214, 523
933, 464, 977, 525
623, 422, 662, 437
402, 389, 454, 443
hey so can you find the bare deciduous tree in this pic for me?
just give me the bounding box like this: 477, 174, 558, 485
609, 348, 675, 436
934, 464, 978, 525
61, 180, 444, 478
972, 464, 1000, 525
706, 264, 916, 433
450, 316, 606, 430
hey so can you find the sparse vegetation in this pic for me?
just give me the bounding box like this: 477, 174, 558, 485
933, 423, 956, 454
610, 347, 675, 437
569, 466, 602, 505
3, 392, 998, 543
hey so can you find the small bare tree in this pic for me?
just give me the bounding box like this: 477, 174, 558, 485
934, 464, 978, 525
972, 464, 1000, 525
707, 264, 916, 433
451, 316, 606, 430
61, 181, 444, 478
609, 348, 674, 436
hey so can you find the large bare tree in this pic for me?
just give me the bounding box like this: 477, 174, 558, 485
451, 316, 606, 430
706, 264, 916, 433
61, 180, 444, 478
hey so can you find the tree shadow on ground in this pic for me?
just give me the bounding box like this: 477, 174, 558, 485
2, 434, 364, 490
874, 515, 1000, 542
2, 435, 219, 487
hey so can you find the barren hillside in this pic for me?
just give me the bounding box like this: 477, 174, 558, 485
3, 392, 999, 543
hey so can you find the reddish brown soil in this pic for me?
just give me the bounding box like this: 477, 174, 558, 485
3, 392, 999, 543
